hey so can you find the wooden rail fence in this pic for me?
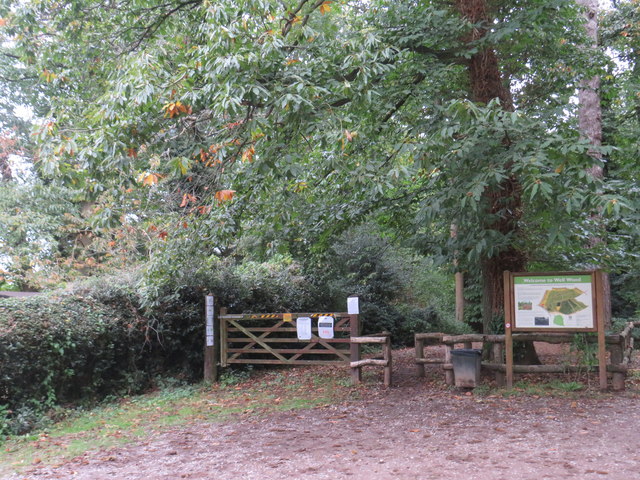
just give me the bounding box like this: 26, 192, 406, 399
415, 322, 638, 390
350, 333, 392, 387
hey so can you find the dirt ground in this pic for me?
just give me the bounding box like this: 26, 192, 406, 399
5, 345, 640, 480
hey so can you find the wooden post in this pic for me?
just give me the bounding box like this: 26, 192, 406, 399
204, 294, 218, 383
415, 336, 425, 377
610, 343, 625, 391
503, 271, 514, 389
219, 307, 228, 367
350, 313, 361, 384
384, 335, 392, 388
595, 271, 608, 391
444, 344, 454, 385
451, 224, 465, 324
455, 272, 465, 323
505, 327, 513, 388
493, 342, 505, 387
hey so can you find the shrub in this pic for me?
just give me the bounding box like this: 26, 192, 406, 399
0, 245, 468, 435
131, 255, 325, 379
310, 227, 469, 344
0, 294, 149, 434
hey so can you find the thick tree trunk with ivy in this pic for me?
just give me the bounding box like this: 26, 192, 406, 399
577, 0, 612, 328
455, 0, 527, 334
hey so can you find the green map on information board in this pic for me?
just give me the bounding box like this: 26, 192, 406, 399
539, 288, 588, 315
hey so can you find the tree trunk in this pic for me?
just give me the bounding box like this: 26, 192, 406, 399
450, 224, 465, 323
0, 136, 15, 181
577, 0, 602, 164
0, 158, 11, 181
576, 0, 612, 328
455, 0, 527, 333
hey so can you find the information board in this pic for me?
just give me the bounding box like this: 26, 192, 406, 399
511, 272, 596, 331
503, 270, 607, 390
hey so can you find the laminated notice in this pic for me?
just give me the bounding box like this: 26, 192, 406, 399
297, 317, 312, 340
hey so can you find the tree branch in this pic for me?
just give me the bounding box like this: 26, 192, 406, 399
406, 44, 467, 65
124, 0, 203, 54
381, 73, 426, 123
281, 0, 315, 36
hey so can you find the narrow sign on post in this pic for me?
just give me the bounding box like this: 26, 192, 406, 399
204, 294, 218, 382
206, 295, 214, 346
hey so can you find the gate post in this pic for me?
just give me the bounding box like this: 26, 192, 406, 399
349, 296, 361, 383
350, 314, 361, 383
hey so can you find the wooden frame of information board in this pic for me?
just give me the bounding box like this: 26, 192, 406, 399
503, 271, 607, 390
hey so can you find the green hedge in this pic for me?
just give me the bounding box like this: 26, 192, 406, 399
0, 257, 326, 435
130, 256, 325, 378
0, 294, 148, 434
0, 252, 464, 436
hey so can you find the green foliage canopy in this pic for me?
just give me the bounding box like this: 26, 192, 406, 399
0, 0, 632, 286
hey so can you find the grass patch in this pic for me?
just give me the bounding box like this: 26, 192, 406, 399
0, 365, 354, 476
498, 380, 586, 397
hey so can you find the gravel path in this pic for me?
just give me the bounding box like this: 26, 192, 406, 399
6, 348, 640, 480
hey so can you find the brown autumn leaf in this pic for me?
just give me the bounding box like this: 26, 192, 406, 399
139, 172, 162, 187
319, 1, 332, 15
215, 189, 236, 203
241, 145, 255, 162
162, 101, 192, 118
179, 193, 197, 207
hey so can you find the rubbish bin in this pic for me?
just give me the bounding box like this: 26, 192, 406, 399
451, 349, 482, 388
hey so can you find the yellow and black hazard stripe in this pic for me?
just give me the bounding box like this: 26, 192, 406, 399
242, 312, 345, 320
245, 314, 280, 319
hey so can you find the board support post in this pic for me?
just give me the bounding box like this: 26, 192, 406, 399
595, 271, 608, 391
504, 271, 514, 389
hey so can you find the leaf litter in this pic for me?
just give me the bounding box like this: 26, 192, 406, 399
2, 346, 640, 479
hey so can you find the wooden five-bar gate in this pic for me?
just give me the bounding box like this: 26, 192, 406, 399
219, 311, 358, 367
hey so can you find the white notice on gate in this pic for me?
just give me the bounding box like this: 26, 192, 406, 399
318, 316, 334, 339
296, 317, 312, 341
347, 296, 359, 315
